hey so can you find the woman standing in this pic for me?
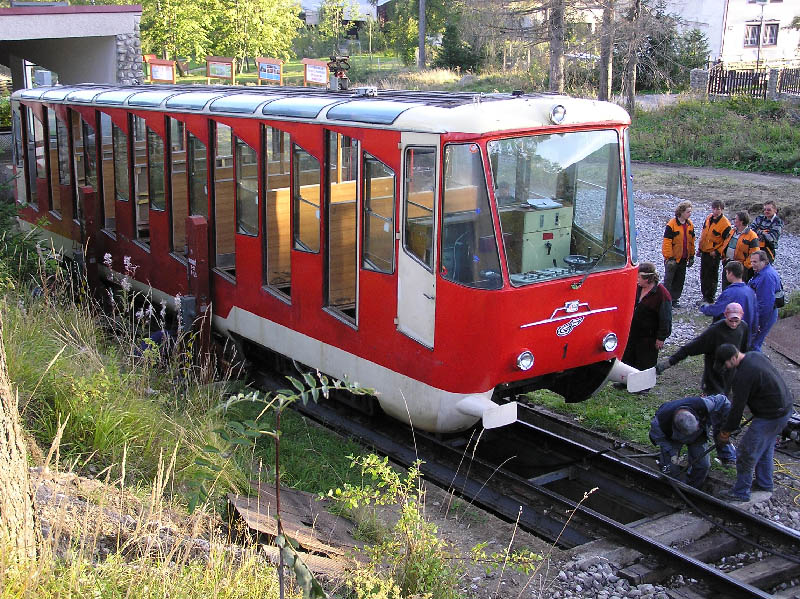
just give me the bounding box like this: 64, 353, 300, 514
622, 262, 673, 372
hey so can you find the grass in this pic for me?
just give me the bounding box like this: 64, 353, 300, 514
631, 96, 800, 175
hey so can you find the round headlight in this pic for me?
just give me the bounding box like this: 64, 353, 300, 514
516, 350, 535, 371
602, 332, 618, 352
549, 104, 566, 124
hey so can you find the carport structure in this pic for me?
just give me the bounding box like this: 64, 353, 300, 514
0, 3, 144, 91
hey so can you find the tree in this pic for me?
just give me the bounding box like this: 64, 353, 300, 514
548, 0, 565, 92
209, 0, 302, 69
0, 317, 37, 566
316, 0, 362, 55
598, 0, 614, 101
383, 0, 448, 66
433, 20, 483, 72
140, 0, 213, 64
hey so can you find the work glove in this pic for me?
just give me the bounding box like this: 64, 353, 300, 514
687, 257, 695, 268
656, 358, 672, 375
716, 431, 731, 445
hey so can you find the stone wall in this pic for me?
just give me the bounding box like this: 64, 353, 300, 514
115, 18, 143, 85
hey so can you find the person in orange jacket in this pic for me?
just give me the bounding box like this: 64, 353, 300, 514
662, 201, 695, 308
697, 200, 731, 305
721, 211, 759, 288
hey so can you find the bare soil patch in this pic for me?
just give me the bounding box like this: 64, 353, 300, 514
632, 162, 800, 232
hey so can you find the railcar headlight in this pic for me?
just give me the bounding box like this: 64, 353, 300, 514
549, 104, 566, 124
602, 332, 619, 352
516, 350, 535, 371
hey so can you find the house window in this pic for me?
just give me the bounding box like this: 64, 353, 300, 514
763, 23, 778, 45
744, 24, 760, 47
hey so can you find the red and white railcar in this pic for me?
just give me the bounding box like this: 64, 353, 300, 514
9, 83, 646, 433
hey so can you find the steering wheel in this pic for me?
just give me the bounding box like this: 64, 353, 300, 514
564, 254, 593, 271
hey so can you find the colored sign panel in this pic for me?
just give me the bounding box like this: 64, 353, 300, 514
259, 62, 281, 82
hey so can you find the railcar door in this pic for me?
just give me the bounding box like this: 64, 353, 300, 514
397, 133, 439, 348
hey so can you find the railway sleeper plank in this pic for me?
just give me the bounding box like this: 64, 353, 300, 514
665, 588, 709, 599
682, 531, 741, 563
728, 556, 800, 589
774, 587, 800, 599
618, 561, 671, 585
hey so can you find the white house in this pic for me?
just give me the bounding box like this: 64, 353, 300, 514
301, 0, 380, 26
665, 0, 800, 66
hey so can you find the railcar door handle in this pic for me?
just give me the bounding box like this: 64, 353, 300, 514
423, 293, 435, 300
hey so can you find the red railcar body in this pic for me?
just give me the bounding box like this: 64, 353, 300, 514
10, 84, 639, 432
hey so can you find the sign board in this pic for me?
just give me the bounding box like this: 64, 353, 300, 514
206, 56, 236, 84
256, 57, 283, 85
149, 59, 176, 84
302, 58, 328, 87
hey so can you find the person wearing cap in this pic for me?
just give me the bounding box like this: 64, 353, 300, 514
662, 201, 695, 308
700, 260, 758, 349
751, 200, 783, 263
656, 302, 749, 464
697, 200, 731, 305
621, 262, 672, 373
649, 394, 732, 488
748, 250, 782, 352
714, 344, 793, 502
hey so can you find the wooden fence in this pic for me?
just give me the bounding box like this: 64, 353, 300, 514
708, 66, 767, 98
779, 68, 800, 96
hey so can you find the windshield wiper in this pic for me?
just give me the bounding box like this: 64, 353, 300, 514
570, 242, 615, 290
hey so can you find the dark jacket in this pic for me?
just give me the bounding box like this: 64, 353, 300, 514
667, 319, 749, 395
630, 284, 673, 342
699, 282, 758, 348
723, 352, 793, 432
751, 214, 783, 261
651, 395, 730, 446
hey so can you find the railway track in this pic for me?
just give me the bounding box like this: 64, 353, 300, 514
258, 373, 800, 598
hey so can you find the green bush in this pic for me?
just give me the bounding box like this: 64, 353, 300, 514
631, 97, 800, 174
0, 95, 10, 128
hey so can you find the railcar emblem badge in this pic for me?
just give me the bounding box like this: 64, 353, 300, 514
565, 300, 580, 313
557, 317, 584, 337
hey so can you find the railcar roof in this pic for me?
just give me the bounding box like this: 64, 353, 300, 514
13, 83, 630, 134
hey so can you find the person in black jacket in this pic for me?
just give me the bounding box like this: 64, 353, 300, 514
649, 394, 731, 488
656, 303, 749, 396
621, 262, 672, 372
714, 345, 794, 502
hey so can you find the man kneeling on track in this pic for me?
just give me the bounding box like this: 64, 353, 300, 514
714, 344, 793, 502
649, 394, 731, 489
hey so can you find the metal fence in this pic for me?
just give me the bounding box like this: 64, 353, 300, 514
778, 68, 800, 96
708, 66, 767, 98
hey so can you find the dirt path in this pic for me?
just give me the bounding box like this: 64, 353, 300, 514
632, 162, 800, 232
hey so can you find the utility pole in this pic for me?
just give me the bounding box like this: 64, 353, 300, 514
418, 0, 426, 69
755, 0, 766, 72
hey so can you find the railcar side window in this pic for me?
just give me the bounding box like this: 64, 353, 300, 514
264, 127, 291, 295
624, 128, 637, 264
362, 154, 395, 273
82, 119, 96, 192
71, 111, 85, 190
12, 104, 27, 205
147, 127, 165, 212
99, 113, 115, 231
132, 116, 149, 243
26, 107, 44, 206
292, 145, 320, 253
441, 144, 501, 289
403, 147, 435, 270
188, 131, 208, 218
112, 123, 129, 204
213, 123, 235, 274
235, 137, 258, 237
47, 108, 59, 212
55, 115, 70, 188
488, 130, 625, 286
168, 117, 188, 255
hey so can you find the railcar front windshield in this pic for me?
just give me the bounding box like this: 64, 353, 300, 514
488, 130, 627, 286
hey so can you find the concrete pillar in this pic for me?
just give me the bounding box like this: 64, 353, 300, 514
767, 68, 779, 100
690, 68, 709, 98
